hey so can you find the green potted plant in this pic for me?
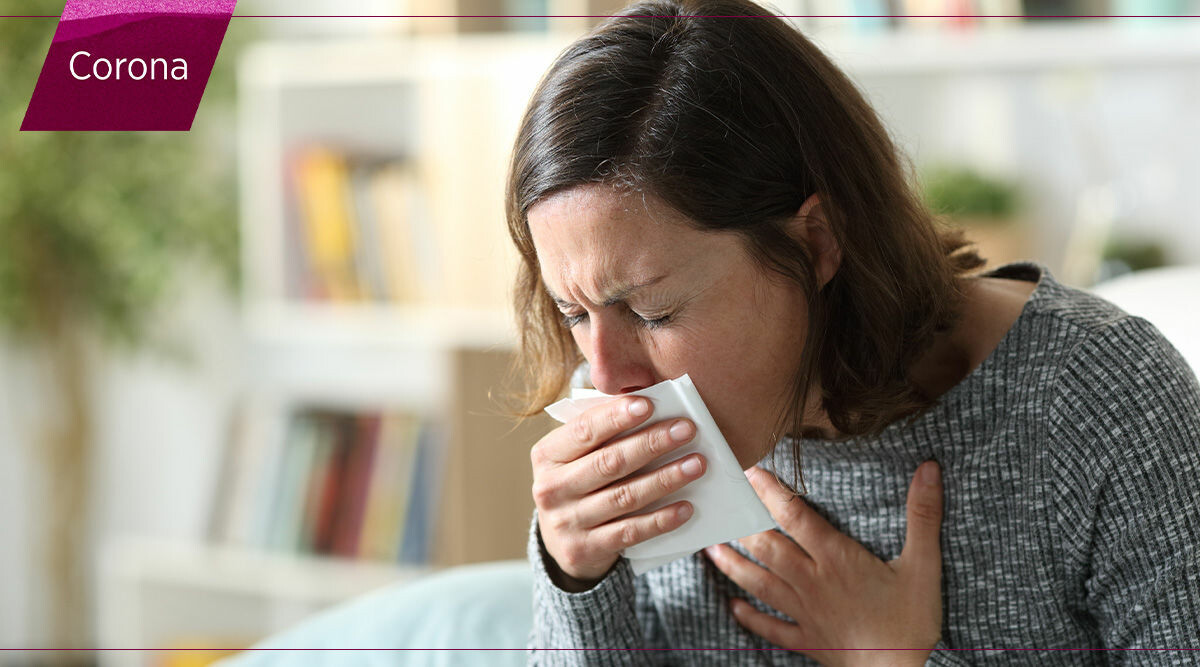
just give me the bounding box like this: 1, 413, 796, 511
920, 164, 1034, 268
1094, 233, 1170, 284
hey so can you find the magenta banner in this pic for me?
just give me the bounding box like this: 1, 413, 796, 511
21, 0, 238, 131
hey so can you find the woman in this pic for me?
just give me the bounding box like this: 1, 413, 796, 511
504, 0, 1200, 664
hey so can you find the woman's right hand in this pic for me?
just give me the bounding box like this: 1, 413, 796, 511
531, 395, 706, 590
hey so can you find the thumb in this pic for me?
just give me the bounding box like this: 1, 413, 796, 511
898, 460, 944, 578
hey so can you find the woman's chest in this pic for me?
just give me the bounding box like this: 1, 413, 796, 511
643, 449, 1099, 660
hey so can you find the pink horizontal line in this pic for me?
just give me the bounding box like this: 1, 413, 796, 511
6, 648, 1200, 652
219, 14, 1198, 17
1, 14, 1199, 18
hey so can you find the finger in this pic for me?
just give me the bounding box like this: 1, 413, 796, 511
568, 417, 695, 496
704, 543, 803, 626
737, 529, 814, 583
593, 500, 694, 553
898, 460, 944, 579
727, 598, 808, 653
572, 451, 706, 527
550, 396, 654, 464
745, 466, 841, 562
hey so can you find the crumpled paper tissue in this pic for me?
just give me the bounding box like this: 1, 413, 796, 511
544, 373, 776, 575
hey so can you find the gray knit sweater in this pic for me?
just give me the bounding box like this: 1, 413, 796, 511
526, 260, 1200, 665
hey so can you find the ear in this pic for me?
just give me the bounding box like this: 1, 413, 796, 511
789, 193, 842, 291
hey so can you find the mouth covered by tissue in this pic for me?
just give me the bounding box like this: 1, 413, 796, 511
543, 374, 776, 576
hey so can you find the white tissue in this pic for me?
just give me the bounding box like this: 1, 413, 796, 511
543, 374, 776, 576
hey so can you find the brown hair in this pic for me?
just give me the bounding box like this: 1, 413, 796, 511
503, 0, 985, 492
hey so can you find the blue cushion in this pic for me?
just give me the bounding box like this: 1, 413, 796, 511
219, 559, 533, 667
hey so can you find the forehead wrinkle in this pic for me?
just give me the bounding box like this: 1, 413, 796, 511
553, 253, 619, 307
549, 258, 667, 309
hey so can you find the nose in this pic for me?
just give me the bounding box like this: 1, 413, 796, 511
586, 315, 657, 395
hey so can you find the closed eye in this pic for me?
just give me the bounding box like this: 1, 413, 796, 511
560, 312, 587, 329
559, 309, 671, 330
636, 312, 671, 329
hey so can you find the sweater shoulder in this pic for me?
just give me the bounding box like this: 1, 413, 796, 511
1023, 269, 1200, 564
978, 260, 1146, 365
1018, 261, 1141, 338
1033, 270, 1200, 474
983, 262, 1198, 466
1005, 261, 1191, 388
1042, 307, 1198, 441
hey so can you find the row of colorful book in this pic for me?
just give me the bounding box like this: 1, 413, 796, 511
212, 408, 445, 564
783, 0, 1183, 33
283, 145, 441, 304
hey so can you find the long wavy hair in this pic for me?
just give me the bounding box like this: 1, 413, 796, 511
503, 0, 986, 492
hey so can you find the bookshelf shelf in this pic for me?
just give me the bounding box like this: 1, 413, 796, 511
102, 537, 429, 603
245, 303, 516, 351
244, 304, 516, 408
97, 537, 434, 667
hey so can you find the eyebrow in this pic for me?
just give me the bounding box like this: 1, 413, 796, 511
547, 275, 667, 309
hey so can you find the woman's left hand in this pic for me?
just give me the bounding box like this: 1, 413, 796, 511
704, 461, 944, 667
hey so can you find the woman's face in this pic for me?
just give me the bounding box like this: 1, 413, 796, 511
527, 184, 819, 469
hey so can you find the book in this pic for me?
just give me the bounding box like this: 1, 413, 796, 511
348, 161, 389, 301
945, 0, 980, 28
398, 421, 447, 565
284, 144, 439, 305
331, 413, 382, 558
312, 414, 354, 554
217, 404, 447, 565
358, 412, 421, 560
219, 397, 288, 548
368, 162, 426, 303
266, 413, 320, 552
978, 0, 1023, 27
292, 147, 362, 301
297, 413, 339, 554
901, 0, 953, 30
242, 404, 292, 550
386, 416, 423, 561
281, 150, 311, 299
849, 0, 893, 33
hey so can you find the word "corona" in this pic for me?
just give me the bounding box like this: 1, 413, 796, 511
70, 51, 189, 81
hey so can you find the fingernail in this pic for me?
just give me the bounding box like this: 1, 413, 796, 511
628, 398, 649, 417
704, 545, 720, 559
743, 466, 757, 479
677, 503, 692, 521
670, 420, 694, 442
920, 461, 940, 486
681, 457, 702, 476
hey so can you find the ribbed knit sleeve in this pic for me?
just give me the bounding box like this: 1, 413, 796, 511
526, 509, 670, 665
1047, 315, 1200, 663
